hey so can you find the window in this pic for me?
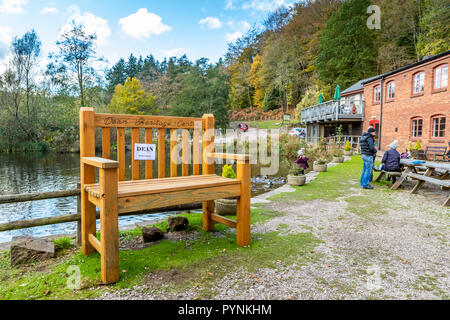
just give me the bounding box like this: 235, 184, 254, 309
411, 118, 423, 138
413, 72, 425, 94
387, 81, 395, 100
431, 115, 446, 138
374, 85, 381, 103
434, 64, 448, 90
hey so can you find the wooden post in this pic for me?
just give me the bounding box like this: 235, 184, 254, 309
79, 107, 96, 255
193, 121, 201, 175
158, 128, 166, 178
182, 129, 189, 176
131, 128, 140, 180
117, 128, 126, 181
76, 182, 81, 246
202, 114, 215, 232
99, 167, 119, 284
170, 129, 178, 177
236, 157, 251, 247
145, 129, 153, 179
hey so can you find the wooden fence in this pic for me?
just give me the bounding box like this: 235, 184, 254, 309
0, 183, 201, 244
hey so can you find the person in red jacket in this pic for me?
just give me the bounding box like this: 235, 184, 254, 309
294, 148, 309, 175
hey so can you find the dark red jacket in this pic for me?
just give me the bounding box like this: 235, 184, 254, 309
295, 156, 309, 170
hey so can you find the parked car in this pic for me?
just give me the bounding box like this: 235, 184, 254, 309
238, 123, 249, 132
289, 128, 306, 138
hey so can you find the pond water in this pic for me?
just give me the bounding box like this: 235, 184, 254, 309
0, 152, 287, 243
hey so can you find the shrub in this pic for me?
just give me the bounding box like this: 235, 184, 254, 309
289, 164, 305, 176
414, 140, 422, 151
52, 237, 74, 252
315, 157, 328, 165
344, 140, 352, 151
222, 164, 237, 179
333, 149, 344, 157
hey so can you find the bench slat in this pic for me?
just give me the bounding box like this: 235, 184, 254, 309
118, 184, 241, 214
145, 129, 153, 179
407, 173, 450, 188
85, 175, 240, 198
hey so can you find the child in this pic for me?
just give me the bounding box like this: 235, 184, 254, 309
294, 148, 309, 175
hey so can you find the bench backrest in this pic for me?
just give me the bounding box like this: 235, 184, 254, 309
425, 146, 447, 154
80, 107, 215, 181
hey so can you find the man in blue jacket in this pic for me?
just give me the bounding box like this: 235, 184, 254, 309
359, 127, 378, 189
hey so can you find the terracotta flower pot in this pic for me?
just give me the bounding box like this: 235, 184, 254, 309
344, 150, 353, 156
288, 175, 306, 186
215, 199, 237, 216
333, 156, 344, 163
313, 163, 328, 172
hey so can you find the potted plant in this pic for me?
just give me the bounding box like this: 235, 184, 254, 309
344, 140, 353, 156
313, 158, 328, 172
288, 165, 306, 186
215, 165, 238, 216
333, 149, 345, 163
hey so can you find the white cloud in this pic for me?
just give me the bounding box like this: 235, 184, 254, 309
225, 0, 235, 10
225, 20, 251, 42
199, 17, 223, 30
41, 7, 58, 14
119, 8, 171, 39
60, 8, 111, 46
242, 0, 294, 12
226, 31, 242, 42
166, 48, 186, 57
0, 0, 27, 13
0, 26, 12, 58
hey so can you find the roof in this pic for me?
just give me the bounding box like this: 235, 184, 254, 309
362, 50, 450, 85
341, 75, 381, 96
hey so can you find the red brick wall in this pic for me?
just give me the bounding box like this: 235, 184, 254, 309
363, 54, 450, 152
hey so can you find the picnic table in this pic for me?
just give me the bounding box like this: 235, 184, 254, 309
391, 160, 450, 207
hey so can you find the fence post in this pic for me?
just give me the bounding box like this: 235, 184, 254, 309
76, 182, 81, 246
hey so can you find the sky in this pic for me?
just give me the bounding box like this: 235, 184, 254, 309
0, 0, 295, 71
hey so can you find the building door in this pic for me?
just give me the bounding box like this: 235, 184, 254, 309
369, 120, 380, 148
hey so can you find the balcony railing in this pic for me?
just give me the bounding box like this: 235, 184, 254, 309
300, 100, 364, 125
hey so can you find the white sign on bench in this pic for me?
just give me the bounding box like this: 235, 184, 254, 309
134, 144, 156, 161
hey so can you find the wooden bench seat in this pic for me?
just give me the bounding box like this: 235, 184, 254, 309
84, 175, 241, 214
80, 108, 251, 284
407, 173, 450, 188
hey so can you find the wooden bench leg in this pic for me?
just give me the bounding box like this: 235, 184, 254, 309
391, 167, 411, 190
375, 171, 385, 183
237, 159, 251, 247
411, 168, 433, 195
202, 201, 215, 232
81, 164, 96, 256
99, 167, 119, 284
444, 196, 450, 207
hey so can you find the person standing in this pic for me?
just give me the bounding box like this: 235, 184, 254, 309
360, 127, 378, 189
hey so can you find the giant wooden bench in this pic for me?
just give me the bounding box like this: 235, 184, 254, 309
80, 108, 251, 284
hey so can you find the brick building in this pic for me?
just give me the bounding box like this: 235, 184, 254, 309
363, 51, 449, 152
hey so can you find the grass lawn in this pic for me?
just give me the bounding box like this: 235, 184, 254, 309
247, 120, 297, 130
0, 208, 320, 300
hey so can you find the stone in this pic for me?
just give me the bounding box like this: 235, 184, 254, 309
10, 236, 55, 266
142, 227, 165, 243
168, 216, 189, 231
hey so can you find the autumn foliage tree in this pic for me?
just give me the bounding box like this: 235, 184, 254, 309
108, 77, 158, 115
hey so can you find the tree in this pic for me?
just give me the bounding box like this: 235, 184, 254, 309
108, 77, 158, 115
417, 0, 450, 56
11, 30, 41, 125
316, 0, 378, 89
106, 58, 127, 93
47, 22, 100, 107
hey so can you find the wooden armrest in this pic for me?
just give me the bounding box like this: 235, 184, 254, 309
81, 157, 120, 169
208, 153, 250, 162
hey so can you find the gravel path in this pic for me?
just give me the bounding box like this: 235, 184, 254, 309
99, 161, 449, 300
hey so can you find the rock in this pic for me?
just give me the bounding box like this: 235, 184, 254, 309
168, 216, 189, 231
142, 227, 165, 243
10, 236, 55, 266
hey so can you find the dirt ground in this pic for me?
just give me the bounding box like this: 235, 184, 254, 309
99, 165, 449, 300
